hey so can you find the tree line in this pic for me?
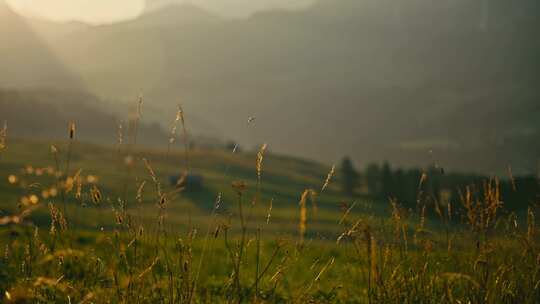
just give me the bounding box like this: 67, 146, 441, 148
340, 156, 539, 212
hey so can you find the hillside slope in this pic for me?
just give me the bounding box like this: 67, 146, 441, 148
0, 138, 351, 235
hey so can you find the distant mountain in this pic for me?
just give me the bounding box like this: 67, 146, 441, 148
25, 19, 90, 42
143, 0, 315, 18
1, 0, 539, 174
0, 88, 168, 146
125, 3, 221, 29
0, 2, 82, 89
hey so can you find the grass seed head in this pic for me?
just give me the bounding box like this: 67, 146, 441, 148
69, 122, 76, 139
0, 120, 7, 152
321, 165, 335, 193
256, 143, 268, 183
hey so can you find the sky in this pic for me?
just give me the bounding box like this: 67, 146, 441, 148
6, 0, 146, 24
5, 0, 315, 24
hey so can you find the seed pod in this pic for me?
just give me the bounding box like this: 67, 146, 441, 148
69, 122, 76, 139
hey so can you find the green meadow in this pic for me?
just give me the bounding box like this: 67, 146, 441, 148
0, 138, 538, 303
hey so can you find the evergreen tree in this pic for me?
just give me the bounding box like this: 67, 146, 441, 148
381, 161, 394, 200
427, 166, 442, 202
340, 156, 359, 196
365, 162, 381, 197
394, 169, 406, 203
405, 169, 423, 208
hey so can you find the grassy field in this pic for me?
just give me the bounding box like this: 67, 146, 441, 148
0, 138, 539, 303
0, 138, 377, 233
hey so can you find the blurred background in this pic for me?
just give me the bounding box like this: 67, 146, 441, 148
1, 0, 539, 176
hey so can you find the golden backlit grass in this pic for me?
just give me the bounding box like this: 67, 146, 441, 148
0, 107, 538, 303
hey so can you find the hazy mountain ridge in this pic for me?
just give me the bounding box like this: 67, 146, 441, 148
114, 3, 222, 30
0, 2, 83, 89
0, 0, 538, 174
143, 0, 315, 18
0, 88, 168, 145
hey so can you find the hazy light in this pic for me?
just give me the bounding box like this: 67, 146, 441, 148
6, 0, 146, 24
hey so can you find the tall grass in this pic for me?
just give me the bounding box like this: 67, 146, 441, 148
0, 106, 539, 303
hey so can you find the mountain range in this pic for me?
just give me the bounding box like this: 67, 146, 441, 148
0, 88, 168, 146
143, 0, 315, 17
0, 0, 538, 174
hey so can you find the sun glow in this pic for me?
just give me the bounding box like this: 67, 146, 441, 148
5, 0, 146, 24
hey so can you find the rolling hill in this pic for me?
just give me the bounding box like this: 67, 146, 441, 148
0, 137, 352, 235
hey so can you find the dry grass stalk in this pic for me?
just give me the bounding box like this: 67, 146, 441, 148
170, 106, 182, 144
299, 189, 311, 244
419, 172, 428, 189
256, 143, 268, 184
128, 95, 143, 146
527, 207, 535, 242
137, 95, 143, 118
136, 180, 147, 203
69, 122, 76, 139
90, 185, 102, 204
65, 169, 82, 194
419, 204, 426, 231
507, 165, 517, 191
166, 105, 183, 158
266, 198, 273, 224
137, 257, 159, 281
253, 143, 268, 206
48, 203, 67, 235
63, 121, 77, 218
369, 236, 379, 285
0, 120, 7, 152
143, 158, 162, 197
117, 120, 124, 149
314, 256, 335, 282
75, 175, 83, 199
176, 104, 190, 175
338, 201, 357, 225
321, 164, 335, 193
460, 179, 503, 239
337, 219, 362, 244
